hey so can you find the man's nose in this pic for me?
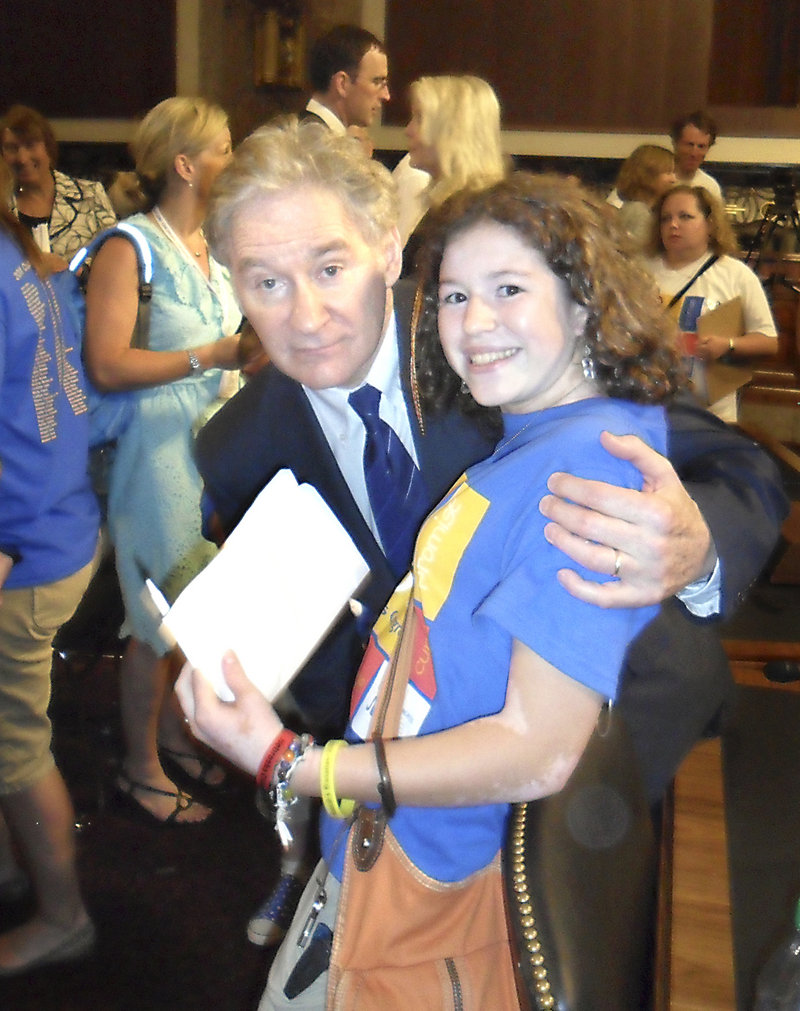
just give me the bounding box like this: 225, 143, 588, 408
291, 281, 328, 332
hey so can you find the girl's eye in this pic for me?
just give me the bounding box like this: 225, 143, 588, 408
440, 291, 466, 305
498, 284, 521, 297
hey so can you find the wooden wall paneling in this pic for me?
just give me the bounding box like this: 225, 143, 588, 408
385, 0, 501, 124
660, 0, 714, 122
709, 1, 769, 105
0, 0, 175, 119
385, 0, 715, 132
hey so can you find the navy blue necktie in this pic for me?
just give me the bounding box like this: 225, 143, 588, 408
348, 384, 430, 579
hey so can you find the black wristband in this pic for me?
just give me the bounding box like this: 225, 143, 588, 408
373, 737, 397, 818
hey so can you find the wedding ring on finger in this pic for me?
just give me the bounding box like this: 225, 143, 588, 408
613, 550, 622, 577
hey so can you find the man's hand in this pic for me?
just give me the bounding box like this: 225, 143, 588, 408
175, 650, 283, 777
539, 431, 716, 608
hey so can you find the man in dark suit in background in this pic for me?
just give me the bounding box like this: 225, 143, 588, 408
301, 24, 389, 148
195, 118, 787, 946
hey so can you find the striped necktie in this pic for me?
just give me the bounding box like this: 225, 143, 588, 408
348, 383, 430, 580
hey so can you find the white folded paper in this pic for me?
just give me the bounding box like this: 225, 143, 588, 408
148, 469, 369, 702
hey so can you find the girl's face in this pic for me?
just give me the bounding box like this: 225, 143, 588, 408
659, 190, 711, 263
405, 103, 438, 176
437, 220, 593, 415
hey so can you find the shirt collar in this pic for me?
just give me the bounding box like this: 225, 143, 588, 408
304, 309, 401, 414
305, 98, 346, 135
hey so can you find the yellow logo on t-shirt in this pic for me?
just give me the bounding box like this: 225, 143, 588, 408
414, 476, 489, 620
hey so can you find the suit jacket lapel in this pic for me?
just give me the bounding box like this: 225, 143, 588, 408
270, 369, 396, 606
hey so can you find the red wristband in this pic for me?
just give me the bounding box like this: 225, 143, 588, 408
256, 729, 297, 791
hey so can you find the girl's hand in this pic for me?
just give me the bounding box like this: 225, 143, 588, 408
175, 650, 284, 776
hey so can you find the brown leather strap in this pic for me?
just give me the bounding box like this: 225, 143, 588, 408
354, 590, 417, 869
369, 591, 416, 740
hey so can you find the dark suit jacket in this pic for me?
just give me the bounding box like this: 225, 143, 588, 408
299, 109, 329, 129
195, 281, 788, 797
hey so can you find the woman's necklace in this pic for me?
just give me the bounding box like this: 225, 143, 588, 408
152, 205, 207, 261
151, 205, 221, 302
495, 418, 536, 454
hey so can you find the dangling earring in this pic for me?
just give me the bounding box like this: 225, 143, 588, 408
581, 345, 596, 382
460, 380, 470, 395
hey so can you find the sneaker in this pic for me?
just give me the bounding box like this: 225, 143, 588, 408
247, 873, 305, 947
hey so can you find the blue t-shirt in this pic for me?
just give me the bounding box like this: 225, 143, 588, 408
321, 397, 667, 883
0, 234, 99, 588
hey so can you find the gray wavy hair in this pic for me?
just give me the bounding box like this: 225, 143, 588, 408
206, 116, 398, 266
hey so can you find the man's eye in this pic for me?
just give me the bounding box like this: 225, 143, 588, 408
258, 278, 277, 291
322, 264, 342, 278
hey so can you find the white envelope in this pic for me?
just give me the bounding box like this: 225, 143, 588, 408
149, 469, 369, 701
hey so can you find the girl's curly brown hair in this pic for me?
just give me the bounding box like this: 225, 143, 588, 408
412, 172, 684, 434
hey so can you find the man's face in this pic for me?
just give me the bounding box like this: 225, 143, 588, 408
341, 47, 390, 127
228, 186, 401, 390
673, 125, 712, 178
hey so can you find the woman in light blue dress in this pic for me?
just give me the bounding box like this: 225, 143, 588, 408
84, 98, 243, 823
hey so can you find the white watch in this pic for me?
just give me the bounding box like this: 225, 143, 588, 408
187, 351, 203, 376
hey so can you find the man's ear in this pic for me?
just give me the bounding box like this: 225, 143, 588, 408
332, 70, 351, 100
381, 226, 403, 287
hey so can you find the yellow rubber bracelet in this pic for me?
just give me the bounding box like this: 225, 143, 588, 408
320, 740, 356, 819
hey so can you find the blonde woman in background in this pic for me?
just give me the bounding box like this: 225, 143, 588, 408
613, 144, 676, 250
400, 75, 507, 275
84, 98, 244, 823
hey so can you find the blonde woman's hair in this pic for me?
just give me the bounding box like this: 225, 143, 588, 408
616, 145, 674, 204
131, 96, 229, 207
206, 116, 398, 267
409, 75, 506, 208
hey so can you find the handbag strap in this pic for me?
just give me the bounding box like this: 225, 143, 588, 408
70, 223, 153, 350
351, 589, 417, 870
369, 590, 417, 741
666, 254, 718, 309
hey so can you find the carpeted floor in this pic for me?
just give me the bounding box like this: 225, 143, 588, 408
0, 651, 283, 1010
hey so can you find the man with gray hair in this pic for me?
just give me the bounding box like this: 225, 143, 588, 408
196, 118, 785, 975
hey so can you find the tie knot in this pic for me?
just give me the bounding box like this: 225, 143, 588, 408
348, 383, 381, 423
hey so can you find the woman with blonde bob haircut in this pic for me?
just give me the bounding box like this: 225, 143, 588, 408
401, 75, 507, 274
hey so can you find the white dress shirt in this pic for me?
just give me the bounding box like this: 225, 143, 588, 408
303, 311, 418, 549
304, 98, 346, 135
